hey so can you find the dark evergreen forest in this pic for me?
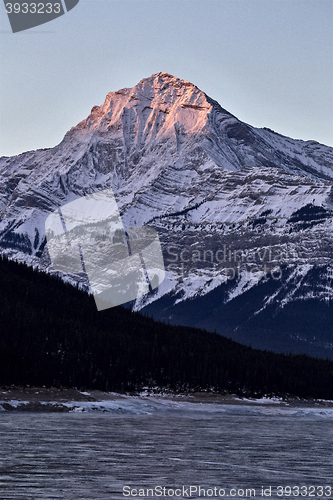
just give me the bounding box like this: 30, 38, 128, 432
0, 255, 332, 399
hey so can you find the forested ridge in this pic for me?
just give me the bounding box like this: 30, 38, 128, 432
0, 255, 332, 399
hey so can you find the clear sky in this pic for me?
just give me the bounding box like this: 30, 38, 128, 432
0, 0, 332, 157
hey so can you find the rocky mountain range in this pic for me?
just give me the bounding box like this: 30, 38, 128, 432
1, 72, 332, 358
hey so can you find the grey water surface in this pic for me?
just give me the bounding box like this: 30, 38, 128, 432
0, 400, 332, 499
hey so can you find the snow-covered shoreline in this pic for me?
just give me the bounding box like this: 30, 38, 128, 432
1, 386, 333, 413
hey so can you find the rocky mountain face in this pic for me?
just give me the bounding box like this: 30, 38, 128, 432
0, 72, 332, 358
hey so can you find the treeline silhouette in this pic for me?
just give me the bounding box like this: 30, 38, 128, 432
0, 255, 332, 399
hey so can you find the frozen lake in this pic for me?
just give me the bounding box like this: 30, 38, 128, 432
0, 398, 332, 499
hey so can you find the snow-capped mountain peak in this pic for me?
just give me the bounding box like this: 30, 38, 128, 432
0, 73, 332, 358
65, 72, 215, 146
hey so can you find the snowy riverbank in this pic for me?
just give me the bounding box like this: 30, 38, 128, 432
1, 386, 333, 413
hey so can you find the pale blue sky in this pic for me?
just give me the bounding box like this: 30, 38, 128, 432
0, 0, 332, 157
